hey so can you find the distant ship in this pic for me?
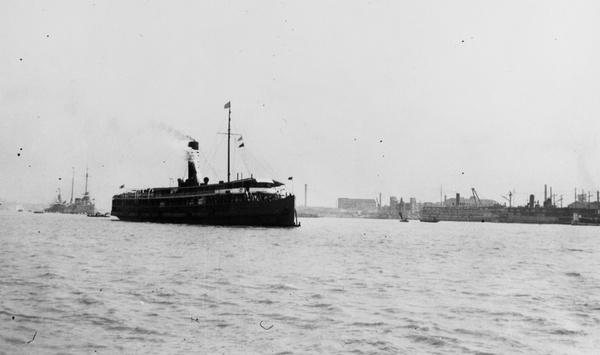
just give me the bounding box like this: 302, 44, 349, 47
420, 188, 600, 226
45, 168, 95, 215
111, 103, 299, 227
399, 212, 409, 222
45, 188, 68, 213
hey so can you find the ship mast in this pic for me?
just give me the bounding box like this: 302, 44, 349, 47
85, 166, 89, 194
226, 101, 231, 183
70, 167, 74, 204
219, 101, 242, 183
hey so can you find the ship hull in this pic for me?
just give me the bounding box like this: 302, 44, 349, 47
111, 136, 298, 228
45, 204, 95, 215
66, 204, 95, 215
420, 206, 600, 225
45, 204, 68, 213
112, 195, 297, 227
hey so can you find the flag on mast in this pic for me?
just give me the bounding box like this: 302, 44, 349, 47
224, 101, 231, 109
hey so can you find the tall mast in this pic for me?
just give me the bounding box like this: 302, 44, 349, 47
227, 103, 231, 183
85, 166, 89, 193
70, 167, 74, 204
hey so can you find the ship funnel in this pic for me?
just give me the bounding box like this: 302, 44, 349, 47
529, 194, 535, 208
185, 141, 201, 186
188, 141, 199, 150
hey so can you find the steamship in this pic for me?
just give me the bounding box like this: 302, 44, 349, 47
420, 188, 600, 225
45, 188, 68, 213
111, 103, 299, 227
45, 168, 95, 215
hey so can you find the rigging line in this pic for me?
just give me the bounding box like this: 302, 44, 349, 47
246, 147, 275, 178
201, 131, 224, 179
231, 131, 269, 177
203, 135, 226, 180
246, 135, 276, 176
230, 121, 249, 175
202, 138, 223, 180
240, 149, 253, 176
231, 142, 238, 177
238, 143, 254, 174
198, 147, 218, 180
230, 115, 279, 178
227, 120, 248, 176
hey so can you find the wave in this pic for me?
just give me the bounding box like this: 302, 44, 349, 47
550, 328, 586, 336
350, 321, 387, 327
77, 296, 105, 306
407, 334, 447, 347
254, 299, 275, 304
328, 288, 347, 293
268, 283, 298, 291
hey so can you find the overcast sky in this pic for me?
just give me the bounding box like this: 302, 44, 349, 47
1, 1, 599, 209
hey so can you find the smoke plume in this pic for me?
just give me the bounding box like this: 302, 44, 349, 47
155, 122, 195, 141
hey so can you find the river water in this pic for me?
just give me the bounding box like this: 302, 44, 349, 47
1, 211, 599, 354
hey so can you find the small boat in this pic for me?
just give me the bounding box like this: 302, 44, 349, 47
571, 213, 600, 226
87, 212, 111, 218
399, 212, 409, 222
420, 216, 439, 223
33, 210, 45, 214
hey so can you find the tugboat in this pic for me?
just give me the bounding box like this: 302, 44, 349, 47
111, 102, 299, 227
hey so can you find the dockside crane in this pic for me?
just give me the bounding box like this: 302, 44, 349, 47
554, 195, 563, 208
502, 191, 513, 207
471, 188, 483, 206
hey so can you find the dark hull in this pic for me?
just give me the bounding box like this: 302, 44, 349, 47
45, 204, 67, 213
67, 204, 95, 215
112, 195, 297, 227
419, 218, 439, 223
45, 204, 95, 215
571, 216, 600, 226
421, 206, 600, 225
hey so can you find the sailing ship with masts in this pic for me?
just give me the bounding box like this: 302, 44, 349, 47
110, 102, 299, 227
45, 188, 68, 213
45, 168, 96, 214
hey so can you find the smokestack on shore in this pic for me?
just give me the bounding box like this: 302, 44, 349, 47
305, 184, 307, 207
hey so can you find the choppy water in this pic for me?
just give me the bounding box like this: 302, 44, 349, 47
1, 211, 599, 354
